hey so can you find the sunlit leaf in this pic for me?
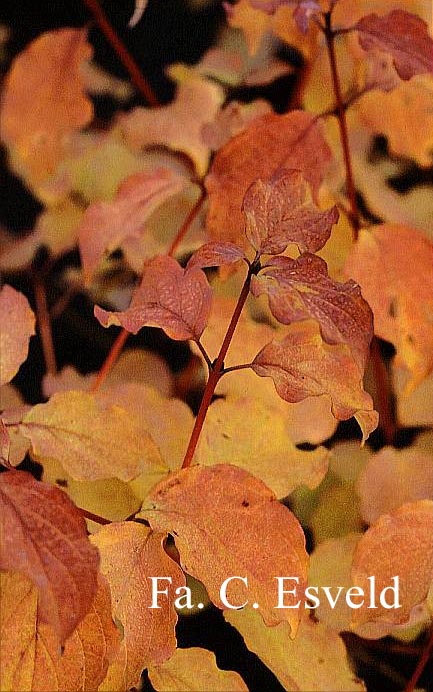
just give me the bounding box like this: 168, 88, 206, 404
139, 464, 308, 634
148, 647, 248, 691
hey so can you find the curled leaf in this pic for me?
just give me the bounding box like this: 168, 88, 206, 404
355, 10, 433, 81
0, 285, 35, 387
139, 464, 308, 635
252, 253, 372, 369
95, 255, 212, 341
187, 241, 247, 271
252, 321, 378, 442
0, 470, 99, 644
242, 169, 339, 255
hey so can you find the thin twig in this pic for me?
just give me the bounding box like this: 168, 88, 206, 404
323, 11, 360, 238
81, 0, 160, 106
404, 626, 433, 692
181, 267, 254, 469
78, 507, 112, 525
195, 339, 213, 372
222, 363, 252, 375
33, 276, 57, 376
167, 187, 206, 258
91, 327, 129, 392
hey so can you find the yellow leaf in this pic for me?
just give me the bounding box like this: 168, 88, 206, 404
148, 647, 248, 691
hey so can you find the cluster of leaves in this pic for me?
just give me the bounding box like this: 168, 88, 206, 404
1, 0, 433, 691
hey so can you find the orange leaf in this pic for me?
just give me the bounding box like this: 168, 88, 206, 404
205, 111, 332, 250
92, 523, 185, 691
187, 241, 247, 271
78, 168, 188, 285
0, 29, 93, 185
252, 321, 378, 442
0, 571, 119, 692
252, 253, 372, 369
139, 464, 308, 635
0, 470, 99, 644
355, 10, 433, 81
0, 285, 35, 386
351, 500, 433, 626
95, 255, 212, 341
242, 170, 339, 255
345, 224, 433, 390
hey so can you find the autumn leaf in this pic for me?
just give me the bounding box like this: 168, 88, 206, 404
139, 464, 308, 635
252, 320, 378, 441
344, 224, 433, 390
0, 28, 93, 186
0, 571, 119, 692
92, 523, 185, 691
129, 0, 148, 27
252, 253, 372, 369
355, 10, 433, 81
0, 285, 35, 387
95, 255, 212, 341
205, 111, 333, 250
0, 470, 99, 644
242, 170, 339, 255
148, 647, 248, 691
356, 446, 433, 524
187, 241, 247, 271
195, 396, 329, 497
351, 500, 433, 626
78, 168, 188, 284
20, 390, 164, 481
201, 99, 272, 151
226, 608, 366, 691
118, 68, 224, 176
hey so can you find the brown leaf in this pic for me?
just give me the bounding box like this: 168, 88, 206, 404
0, 571, 119, 692
252, 320, 378, 442
148, 647, 248, 691
205, 111, 333, 249
251, 253, 373, 369
242, 170, 339, 255
0, 285, 35, 386
355, 10, 433, 81
139, 464, 308, 635
356, 446, 433, 525
0, 470, 99, 644
187, 241, 247, 271
0, 29, 93, 185
92, 523, 185, 691
20, 390, 164, 481
344, 224, 433, 391
95, 255, 212, 341
351, 500, 433, 626
78, 168, 188, 284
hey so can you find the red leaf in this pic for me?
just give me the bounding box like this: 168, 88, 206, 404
242, 169, 339, 255
355, 10, 433, 81
187, 241, 247, 270
252, 321, 378, 442
0, 470, 99, 644
79, 168, 188, 285
95, 255, 212, 341
251, 253, 373, 369
205, 111, 333, 249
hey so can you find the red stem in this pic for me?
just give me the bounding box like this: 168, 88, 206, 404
82, 0, 160, 106
79, 507, 112, 525
182, 269, 253, 469
324, 11, 360, 239
168, 188, 206, 257
404, 626, 433, 692
33, 276, 57, 376
91, 327, 129, 392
